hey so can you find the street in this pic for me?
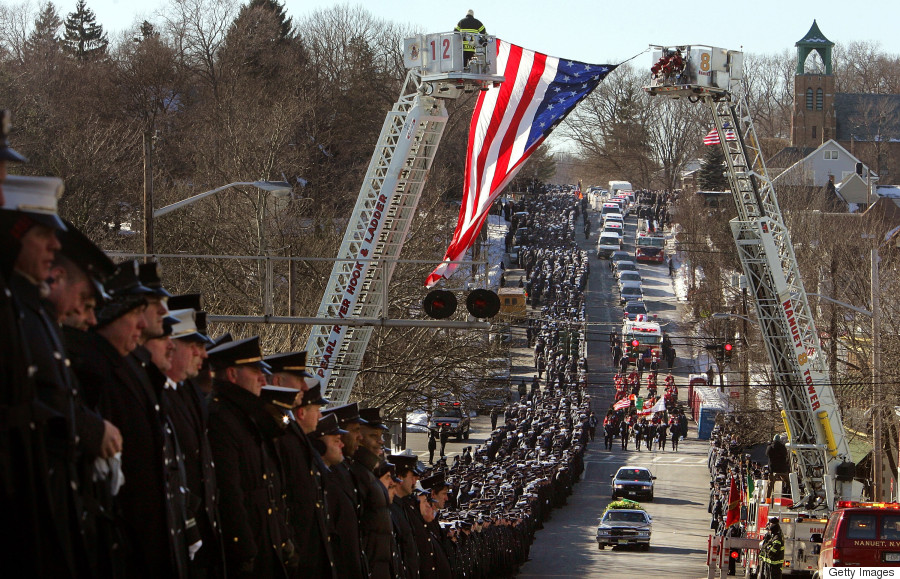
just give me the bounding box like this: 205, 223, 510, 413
404, 206, 714, 577
517, 209, 711, 578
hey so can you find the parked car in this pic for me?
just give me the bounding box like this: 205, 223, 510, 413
596, 505, 652, 550
611, 467, 656, 501
619, 281, 643, 305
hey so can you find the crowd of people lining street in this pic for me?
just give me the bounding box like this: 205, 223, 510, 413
0, 112, 598, 578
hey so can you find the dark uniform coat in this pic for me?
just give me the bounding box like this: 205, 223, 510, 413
10, 273, 105, 577
73, 334, 189, 578
324, 462, 367, 578
409, 499, 452, 579
165, 379, 226, 577
277, 418, 336, 578
389, 494, 420, 578
351, 447, 396, 579
1, 270, 71, 577
208, 380, 291, 578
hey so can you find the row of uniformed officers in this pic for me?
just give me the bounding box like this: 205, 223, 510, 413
0, 112, 593, 578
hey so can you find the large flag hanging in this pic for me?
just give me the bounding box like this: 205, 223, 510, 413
425, 40, 616, 287
725, 475, 742, 528
703, 123, 737, 145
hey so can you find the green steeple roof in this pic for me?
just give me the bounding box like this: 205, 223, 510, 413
796, 20, 834, 48
795, 20, 833, 75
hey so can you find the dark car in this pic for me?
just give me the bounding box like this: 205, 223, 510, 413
623, 300, 655, 322
596, 508, 652, 550
427, 402, 471, 440
611, 467, 656, 501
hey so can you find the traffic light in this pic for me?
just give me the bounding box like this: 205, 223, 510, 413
723, 342, 734, 362
465, 289, 500, 319
728, 547, 741, 575
631, 339, 640, 348
423, 290, 457, 319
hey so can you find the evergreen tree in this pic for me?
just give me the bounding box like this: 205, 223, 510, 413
247, 0, 293, 40
62, 0, 108, 61
698, 145, 729, 191
25, 2, 63, 60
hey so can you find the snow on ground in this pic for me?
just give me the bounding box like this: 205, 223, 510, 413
405, 411, 429, 433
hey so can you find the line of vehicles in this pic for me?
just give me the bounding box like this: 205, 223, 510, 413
590, 185, 666, 365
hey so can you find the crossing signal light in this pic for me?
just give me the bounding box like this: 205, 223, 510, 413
631, 339, 640, 348
729, 548, 740, 560
465, 289, 500, 319
423, 290, 457, 319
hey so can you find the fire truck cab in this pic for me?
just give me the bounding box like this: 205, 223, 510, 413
622, 319, 663, 363
810, 501, 900, 575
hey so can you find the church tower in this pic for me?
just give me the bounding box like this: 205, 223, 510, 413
791, 20, 835, 148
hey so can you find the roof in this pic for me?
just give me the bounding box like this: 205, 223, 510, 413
834, 93, 900, 142
767, 146, 816, 170
796, 20, 834, 48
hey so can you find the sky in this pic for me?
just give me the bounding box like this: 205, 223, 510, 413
54, 0, 900, 70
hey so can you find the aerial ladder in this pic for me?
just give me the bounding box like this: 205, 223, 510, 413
645, 46, 860, 510
304, 33, 502, 406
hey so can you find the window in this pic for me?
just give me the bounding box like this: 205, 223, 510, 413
881, 516, 900, 540
816, 88, 824, 110
824, 150, 839, 160
812, 126, 817, 139
806, 88, 814, 110
846, 514, 878, 540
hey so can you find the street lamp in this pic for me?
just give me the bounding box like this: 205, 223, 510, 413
711, 312, 757, 325
145, 180, 292, 256
152, 180, 292, 218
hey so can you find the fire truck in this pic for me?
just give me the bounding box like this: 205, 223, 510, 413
635, 232, 665, 264
740, 481, 830, 576
303, 33, 503, 406
622, 318, 663, 363
644, 44, 862, 578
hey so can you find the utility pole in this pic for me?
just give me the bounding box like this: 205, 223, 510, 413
143, 128, 154, 259
873, 245, 883, 499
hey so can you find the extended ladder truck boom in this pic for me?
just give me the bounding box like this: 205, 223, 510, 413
644, 45, 860, 510
304, 33, 502, 406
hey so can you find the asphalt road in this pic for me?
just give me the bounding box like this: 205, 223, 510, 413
403, 206, 714, 577
515, 209, 713, 578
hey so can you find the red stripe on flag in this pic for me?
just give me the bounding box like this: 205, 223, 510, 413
489, 52, 547, 194
469, 43, 523, 223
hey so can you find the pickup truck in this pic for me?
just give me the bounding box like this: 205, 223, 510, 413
427, 402, 471, 441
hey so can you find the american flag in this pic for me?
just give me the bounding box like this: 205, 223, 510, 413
425, 40, 616, 287
613, 398, 631, 411
703, 124, 737, 145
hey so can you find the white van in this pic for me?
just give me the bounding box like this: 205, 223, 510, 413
609, 180, 633, 198
596, 232, 621, 258
600, 203, 620, 218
